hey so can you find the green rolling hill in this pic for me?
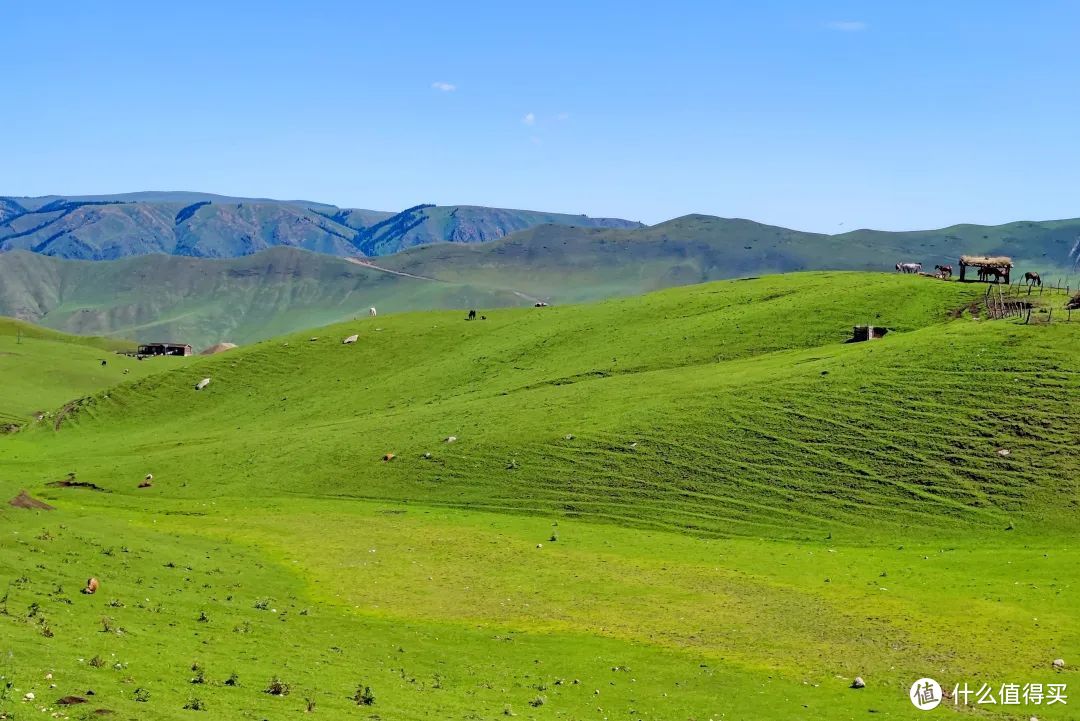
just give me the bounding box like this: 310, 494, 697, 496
0, 272, 1076, 719
3, 211, 1078, 349
0, 248, 531, 349
0, 318, 185, 427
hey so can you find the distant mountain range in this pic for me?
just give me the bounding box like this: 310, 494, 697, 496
2, 208, 1078, 348
0, 192, 642, 260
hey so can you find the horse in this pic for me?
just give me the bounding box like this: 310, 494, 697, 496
369, 307, 377, 317
934, 264, 952, 279
1024, 271, 1042, 287
983, 267, 1004, 283
896, 262, 922, 274
467, 309, 477, 320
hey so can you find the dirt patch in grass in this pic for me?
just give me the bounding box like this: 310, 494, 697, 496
8, 490, 55, 510
47, 479, 110, 493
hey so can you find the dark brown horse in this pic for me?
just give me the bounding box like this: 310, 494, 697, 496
934, 264, 952, 279
983, 267, 1004, 283
1024, 271, 1042, 287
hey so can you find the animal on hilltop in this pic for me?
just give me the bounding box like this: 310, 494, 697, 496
1024, 271, 1042, 287
369, 307, 377, 317
934, 264, 952, 279
896, 262, 922, 274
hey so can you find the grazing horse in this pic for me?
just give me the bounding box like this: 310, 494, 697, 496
896, 262, 922, 274
1024, 271, 1042, 287
934, 264, 953, 279
467, 309, 477, 320
982, 267, 1004, 283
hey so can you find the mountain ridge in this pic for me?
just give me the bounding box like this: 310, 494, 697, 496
0, 193, 642, 260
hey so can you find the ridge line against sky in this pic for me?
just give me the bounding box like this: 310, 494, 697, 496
4, 1, 1080, 233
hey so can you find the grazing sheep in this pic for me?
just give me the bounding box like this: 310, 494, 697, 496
445, 435, 457, 443
343, 334, 359, 344
83, 577, 99, 595
195, 378, 211, 391
382, 453, 395, 462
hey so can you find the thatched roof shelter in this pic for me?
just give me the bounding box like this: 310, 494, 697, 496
960, 255, 1013, 268
958, 255, 1013, 283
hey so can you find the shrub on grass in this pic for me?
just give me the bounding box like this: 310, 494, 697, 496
353, 684, 375, 705
183, 697, 205, 710
265, 677, 290, 696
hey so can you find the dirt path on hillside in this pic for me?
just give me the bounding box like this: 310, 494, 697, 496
344, 257, 443, 282
344, 257, 546, 305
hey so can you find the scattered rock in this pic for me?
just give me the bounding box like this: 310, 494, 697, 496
564, 434, 575, 440
22, 692, 34, 701
195, 378, 211, 391
1053, 658, 1065, 669
343, 334, 359, 344
8, 490, 54, 511
422, 452, 432, 459
851, 677, 866, 689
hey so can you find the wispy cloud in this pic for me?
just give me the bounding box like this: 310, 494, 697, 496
522, 112, 536, 126
555, 112, 570, 121
431, 81, 457, 92
825, 20, 867, 32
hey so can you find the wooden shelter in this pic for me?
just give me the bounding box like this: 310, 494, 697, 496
849, 325, 889, 343
138, 342, 193, 357
958, 255, 1012, 283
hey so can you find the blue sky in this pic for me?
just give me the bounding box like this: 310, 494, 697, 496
3, 1, 1080, 232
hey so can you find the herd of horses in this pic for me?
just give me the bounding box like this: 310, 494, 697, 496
895, 262, 1042, 286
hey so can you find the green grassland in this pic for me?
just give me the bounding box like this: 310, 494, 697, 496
0, 272, 1077, 720
0, 319, 185, 426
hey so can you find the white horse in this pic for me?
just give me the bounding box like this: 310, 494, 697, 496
369, 307, 377, 317
895, 262, 922, 274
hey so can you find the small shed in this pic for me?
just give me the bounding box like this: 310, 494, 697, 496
138, 342, 193, 357
959, 255, 1012, 283
849, 325, 889, 343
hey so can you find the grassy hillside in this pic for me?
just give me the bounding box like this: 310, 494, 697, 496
0, 273, 1077, 719
0, 248, 532, 349
384, 214, 1080, 302
0, 318, 182, 426
6, 212, 1078, 349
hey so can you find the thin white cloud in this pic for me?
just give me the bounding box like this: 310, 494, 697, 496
431, 81, 457, 92
556, 112, 570, 121
522, 112, 536, 126
825, 20, 867, 32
